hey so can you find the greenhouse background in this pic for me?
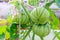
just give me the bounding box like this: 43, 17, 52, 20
0, 0, 60, 19
0, 0, 60, 40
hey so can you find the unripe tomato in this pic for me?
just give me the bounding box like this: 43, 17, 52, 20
19, 13, 29, 24
32, 23, 51, 37
30, 7, 49, 24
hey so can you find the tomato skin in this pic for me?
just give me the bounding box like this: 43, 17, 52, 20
19, 14, 29, 24
28, 0, 40, 6
13, 13, 29, 24
30, 7, 49, 24
32, 23, 51, 37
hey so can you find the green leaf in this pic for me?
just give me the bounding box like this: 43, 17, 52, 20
28, 0, 40, 6
5, 31, 10, 39
21, 24, 28, 29
10, 22, 18, 33
2, 25, 7, 33
10, 33, 19, 40
0, 27, 3, 34
55, 0, 60, 8
44, 1, 59, 29
7, 22, 19, 40
7, 12, 12, 25
44, 0, 54, 9
9, 0, 20, 9
0, 25, 7, 34
0, 33, 5, 40
48, 9, 59, 29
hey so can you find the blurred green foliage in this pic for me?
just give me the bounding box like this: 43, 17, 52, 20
55, 0, 60, 8
0, 0, 60, 40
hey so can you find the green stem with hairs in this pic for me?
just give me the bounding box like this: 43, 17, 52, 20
32, 33, 35, 40
44, 0, 55, 9
40, 37, 44, 40
21, 0, 34, 40
21, 0, 30, 18
22, 27, 32, 40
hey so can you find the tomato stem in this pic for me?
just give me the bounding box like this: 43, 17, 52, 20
22, 27, 32, 40
21, 0, 30, 19
32, 33, 35, 40
40, 37, 44, 40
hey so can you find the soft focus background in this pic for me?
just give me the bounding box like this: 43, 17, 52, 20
0, 0, 60, 40
0, 0, 60, 19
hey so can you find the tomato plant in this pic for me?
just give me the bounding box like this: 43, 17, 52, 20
0, 0, 60, 40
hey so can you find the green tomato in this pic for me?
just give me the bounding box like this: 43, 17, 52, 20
19, 13, 29, 24
13, 12, 29, 25
32, 23, 51, 37
12, 14, 19, 23
30, 7, 49, 24
28, 0, 40, 6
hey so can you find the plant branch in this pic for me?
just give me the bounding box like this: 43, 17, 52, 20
22, 27, 32, 40
44, 0, 55, 9
32, 33, 35, 40
21, 0, 30, 18
40, 37, 44, 40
